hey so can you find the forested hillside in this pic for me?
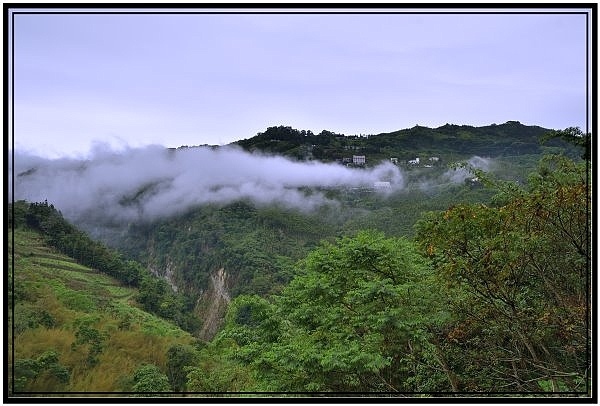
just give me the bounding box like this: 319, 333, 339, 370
114, 177, 499, 340
8, 124, 591, 396
234, 121, 579, 164
188, 153, 590, 393
92, 123, 586, 342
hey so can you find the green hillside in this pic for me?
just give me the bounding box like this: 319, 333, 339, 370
8, 227, 196, 394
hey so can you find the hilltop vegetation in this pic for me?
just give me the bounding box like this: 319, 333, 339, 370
234, 121, 578, 164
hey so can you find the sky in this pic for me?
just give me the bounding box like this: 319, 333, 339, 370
9, 7, 591, 158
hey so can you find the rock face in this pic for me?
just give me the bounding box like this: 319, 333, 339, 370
196, 268, 231, 341
145, 245, 232, 341
161, 259, 179, 293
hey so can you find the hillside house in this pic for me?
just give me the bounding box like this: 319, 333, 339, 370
408, 157, 420, 165
390, 158, 399, 164
374, 181, 392, 190
429, 157, 440, 162
353, 155, 366, 165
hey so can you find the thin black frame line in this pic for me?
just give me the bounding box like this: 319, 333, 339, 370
585, 10, 589, 397
589, 4, 597, 400
5, 11, 593, 15
1, 3, 596, 8
10, 6, 15, 399
587, 5, 597, 399
8, 387, 592, 395
11, 390, 588, 395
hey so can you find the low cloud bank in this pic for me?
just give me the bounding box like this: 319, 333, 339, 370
10, 144, 404, 224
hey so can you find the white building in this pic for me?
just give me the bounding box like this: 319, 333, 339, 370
408, 157, 420, 165
374, 181, 392, 190
353, 155, 366, 165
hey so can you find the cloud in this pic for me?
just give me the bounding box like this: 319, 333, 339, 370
442, 156, 493, 184
10, 144, 404, 225
414, 156, 494, 192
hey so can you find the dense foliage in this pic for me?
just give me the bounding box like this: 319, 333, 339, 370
235, 122, 578, 164
206, 231, 446, 392
118, 201, 337, 298
415, 154, 590, 392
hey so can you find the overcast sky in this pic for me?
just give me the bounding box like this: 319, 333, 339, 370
10, 8, 590, 158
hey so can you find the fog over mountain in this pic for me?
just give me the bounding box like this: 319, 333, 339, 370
10, 144, 405, 224
442, 156, 494, 183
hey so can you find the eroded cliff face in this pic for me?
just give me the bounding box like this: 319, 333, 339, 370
195, 267, 231, 341
144, 243, 232, 341
148, 258, 179, 293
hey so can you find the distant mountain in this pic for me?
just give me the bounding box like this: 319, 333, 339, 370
234, 121, 574, 164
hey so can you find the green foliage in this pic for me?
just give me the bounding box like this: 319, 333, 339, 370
185, 340, 255, 392
210, 231, 446, 392
13, 200, 142, 287
542, 127, 590, 160
235, 122, 578, 164
184, 150, 589, 395
166, 344, 199, 391
14, 350, 70, 392
9, 200, 200, 332
10, 125, 589, 396
71, 323, 106, 367
414, 154, 590, 392
119, 201, 336, 302
13, 304, 56, 334
131, 364, 172, 393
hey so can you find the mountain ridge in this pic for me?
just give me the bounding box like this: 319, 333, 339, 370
231, 120, 573, 164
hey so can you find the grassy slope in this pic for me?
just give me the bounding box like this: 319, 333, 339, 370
8, 227, 195, 393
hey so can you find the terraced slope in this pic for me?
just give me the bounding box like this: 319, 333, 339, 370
8, 228, 196, 393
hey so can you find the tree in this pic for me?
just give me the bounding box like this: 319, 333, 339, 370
71, 323, 106, 367
185, 346, 255, 392
166, 344, 198, 392
13, 350, 70, 392
542, 127, 591, 160
415, 154, 590, 392
217, 231, 447, 392
136, 276, 167, 314
131, 364, 172, 393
